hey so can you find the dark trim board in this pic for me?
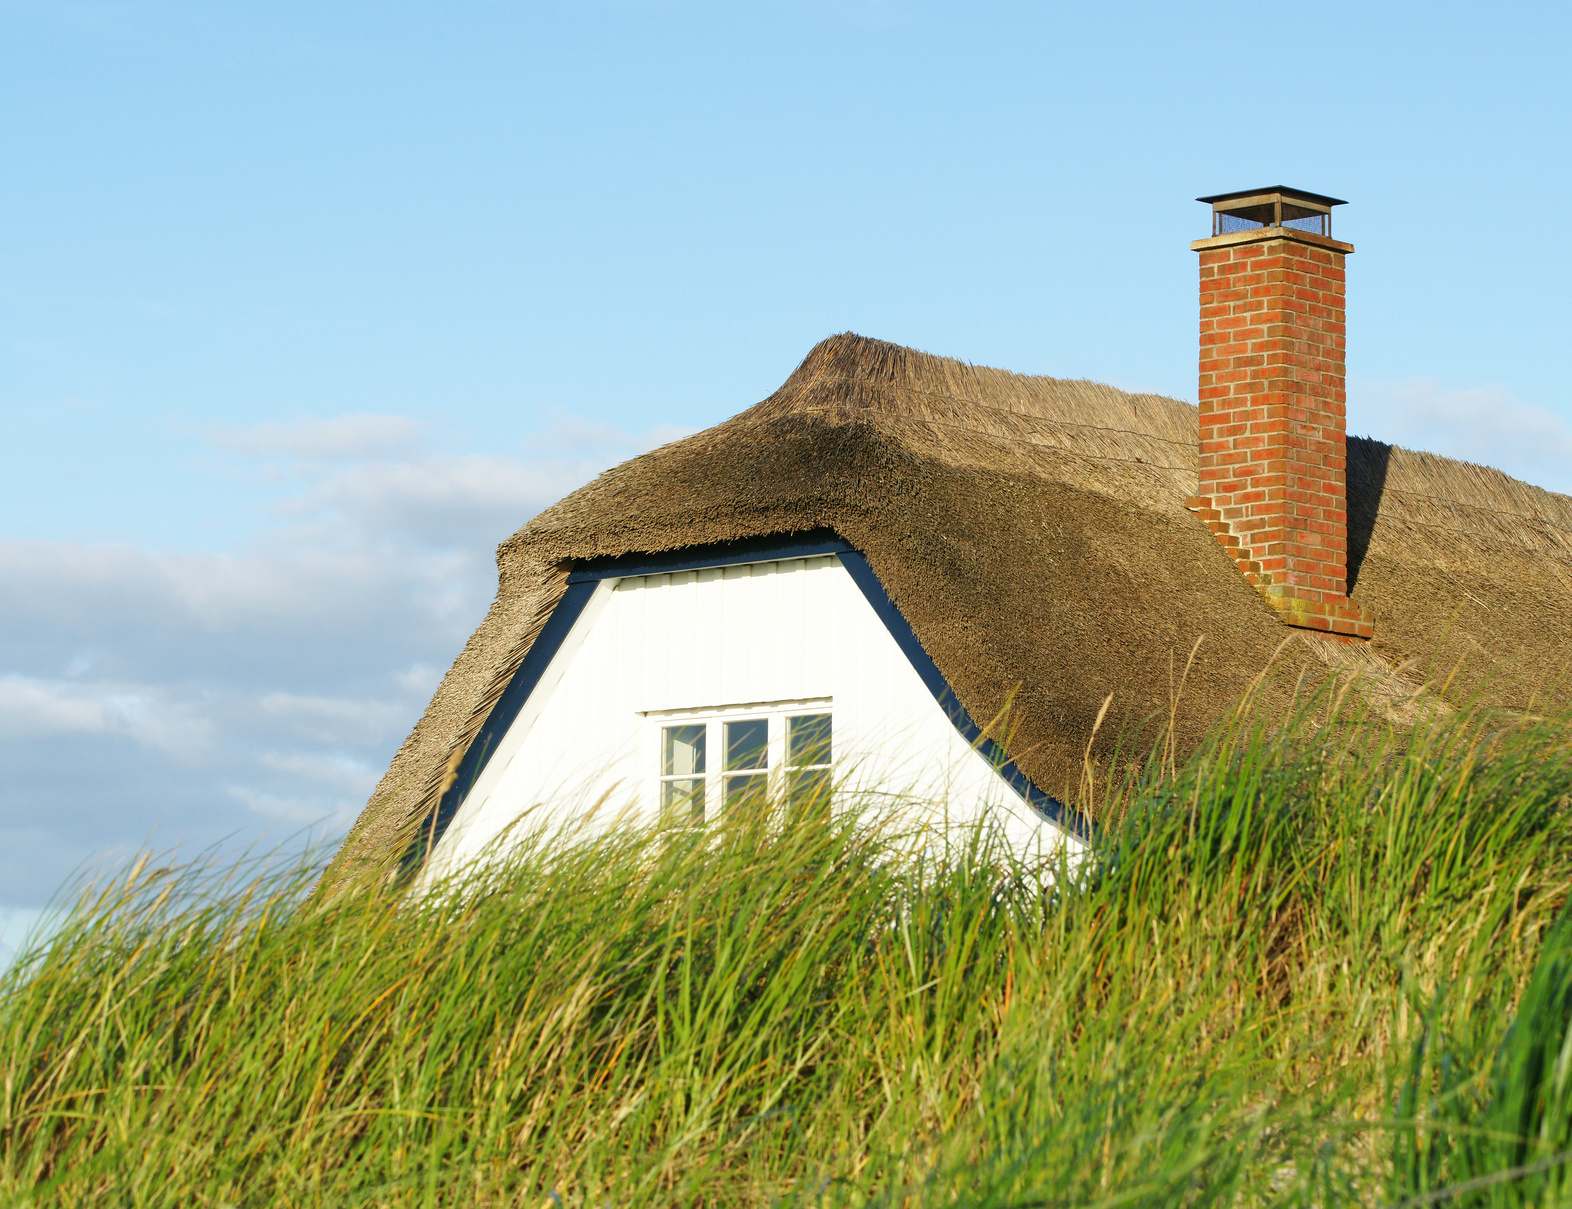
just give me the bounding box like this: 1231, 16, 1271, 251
400, 578, 600, 872
405, 532, 1086, 869
836, 550, 1087, 842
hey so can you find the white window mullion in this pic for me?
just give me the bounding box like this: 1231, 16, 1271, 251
768, 715, 787, 802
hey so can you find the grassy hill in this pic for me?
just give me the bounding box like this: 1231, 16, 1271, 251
3, 690, 1571, 1206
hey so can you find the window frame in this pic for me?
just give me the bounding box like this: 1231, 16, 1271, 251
657, 722, 708, 821
784, 711, 833, 821
645, 697, 832, 822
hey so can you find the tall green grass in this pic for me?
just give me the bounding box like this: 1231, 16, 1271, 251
2, 693, 1570, 1206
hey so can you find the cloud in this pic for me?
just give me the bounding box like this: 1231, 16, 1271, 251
0, 535, 484, 675
524, 413, 698, 458
393, 663, 442, 695
0, 674, 213, 754
1349, 379, 1572, 496
257, 692, 416, 745
277, 452, 585, 548
205, 413, 425, 461
198, 411, 699, 551
0, 676, 109, 736
0, 410, 687, 911
226, 786, 366, 829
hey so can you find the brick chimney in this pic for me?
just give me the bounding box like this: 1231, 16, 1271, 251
1186, 187, 1373, 640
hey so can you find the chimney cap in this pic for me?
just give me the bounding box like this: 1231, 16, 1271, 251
1197, 186, 1347, 208
1198, 187, 1347, 239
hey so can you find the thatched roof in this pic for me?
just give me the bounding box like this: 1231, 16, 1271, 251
332, 334, 1572, 876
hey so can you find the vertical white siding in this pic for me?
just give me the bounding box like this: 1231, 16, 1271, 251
427, 556, 1078, 878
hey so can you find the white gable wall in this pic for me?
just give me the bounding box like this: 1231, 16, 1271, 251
425, 556, 1080, 879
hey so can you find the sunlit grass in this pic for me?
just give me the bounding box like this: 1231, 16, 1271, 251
2, 689, 1571, 1206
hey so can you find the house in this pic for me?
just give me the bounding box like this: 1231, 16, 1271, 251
330, 188, 1572, 881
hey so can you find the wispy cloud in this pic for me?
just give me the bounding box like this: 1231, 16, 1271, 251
0, 412, 691, 911
205, 411, 698, 550
205, 414, 426, 461
523, 413, 696, 458
274, 452, 586, 548
0, 674, 213, 754
256, 692, 418, 745
1349, 378, 1572, 496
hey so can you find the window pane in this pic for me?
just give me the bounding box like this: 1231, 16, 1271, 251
661, 777, 705, 820
788, 769, 831, 821
662, 724, 706, 777
724, 719, 769, 771
724, 773, 769, 810
787, 713, 831, 767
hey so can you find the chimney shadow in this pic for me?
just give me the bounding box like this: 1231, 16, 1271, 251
1346, 436, 1393, 593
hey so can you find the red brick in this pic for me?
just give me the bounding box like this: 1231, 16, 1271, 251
1193, 223, 1365, 637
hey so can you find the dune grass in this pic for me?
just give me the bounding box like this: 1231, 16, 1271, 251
3, 691, 1572, 1207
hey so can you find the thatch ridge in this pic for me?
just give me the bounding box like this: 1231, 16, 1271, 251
328, 333, 1572, 882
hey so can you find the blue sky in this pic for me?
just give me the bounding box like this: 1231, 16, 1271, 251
3, 0, 1570, 944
